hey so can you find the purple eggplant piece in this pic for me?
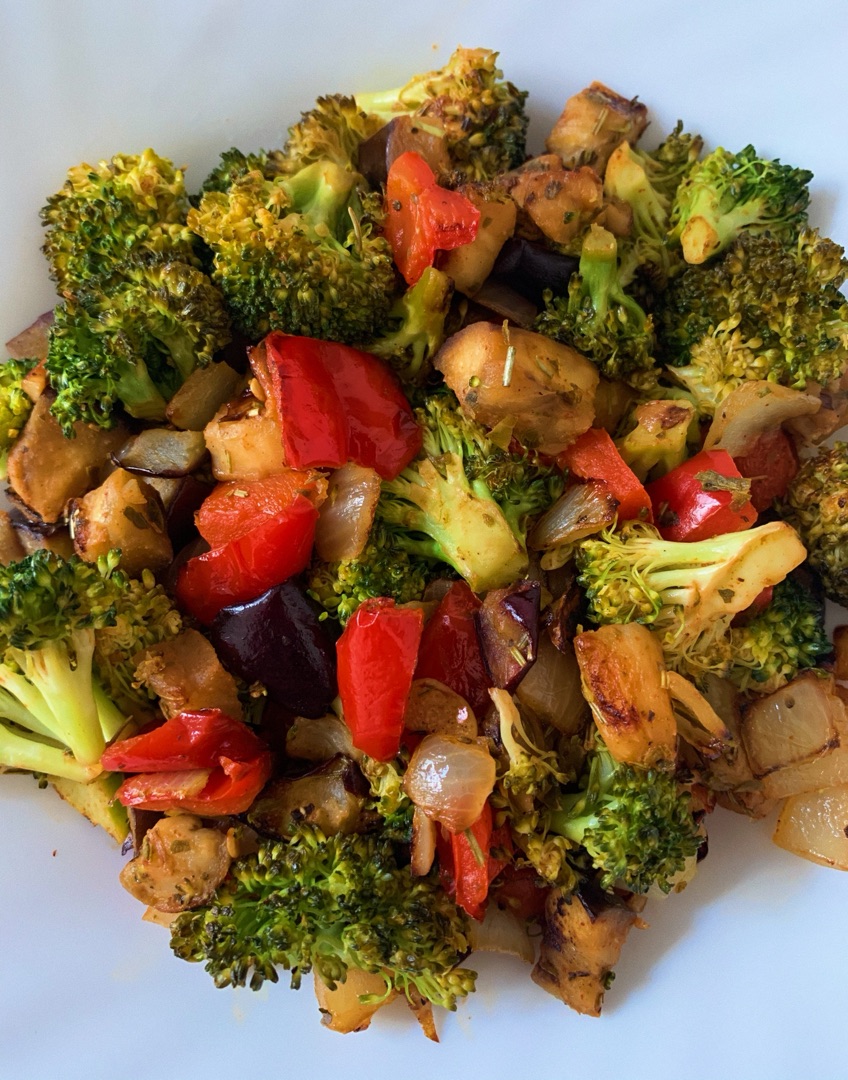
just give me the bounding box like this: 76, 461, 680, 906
490, 238, 578, 304
475, 579, 541, 692
356, 115, 451, 189
210, 580, 337, 718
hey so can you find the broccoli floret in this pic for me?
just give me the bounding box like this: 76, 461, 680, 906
604, 123, 703, 289
46, 256, 231, 432
378, 393, 562, 593
280, 94, 385, 175
195, 147, 286, 200
780, 443, 848, 606
535, 225, 659, 390
307, 519, 434, 624
0, 359, 35, 477
363, 267, 454, 386
41, 149, 198, 296
0, 550, 131, 782
656, 229, 848, 413
170, 826, 476, 1011
722, 575, 832, 692
668, 144, 812, 265
189, 161, 397, 344
576, 520, 807, 680
359, 752, 414, 842
547, 739, 703, 895
355, 47, 528, 183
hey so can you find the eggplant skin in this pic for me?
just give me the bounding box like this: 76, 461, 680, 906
211, 580, 337, 718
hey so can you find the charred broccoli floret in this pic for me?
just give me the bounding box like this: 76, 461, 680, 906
378, 393, 562, 593
46, 255, 231, 432
780, 443, 848, 606
195, 147, 286, 200
280, 94, 385, 174
170, 825, 476, 1011
189, 160, 397, 343
41, 149, 199, 295
576, 520, 807, 680
668, 144, 812, 265
656, 229, 848, 412
535, 225, 659, 390
0, 359, 35, 477
355, 47, 528, 182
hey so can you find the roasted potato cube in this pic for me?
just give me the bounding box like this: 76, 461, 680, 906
546, 81, 648, 174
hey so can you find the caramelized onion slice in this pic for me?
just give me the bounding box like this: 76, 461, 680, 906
403, 733, 496, 833
773, 784, 848, 869
314, 462, 382, 563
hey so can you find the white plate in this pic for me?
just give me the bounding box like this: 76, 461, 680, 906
1, 4, 847, 1078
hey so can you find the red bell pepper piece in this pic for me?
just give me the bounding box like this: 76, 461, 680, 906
385, 151, 480, 286
179, 469, 326, 624
336, 598, 424, 761
647, 448, 758, 542
436, 801, 510, 920
558, 428, 652, 522
414, 581, 492, 716
733, 428, 800, 512
101, 709, 272, 816
264, 331, 422, 481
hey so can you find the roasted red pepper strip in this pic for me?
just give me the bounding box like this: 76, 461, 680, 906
336, 598, 424, 761
264, 331, 422, 481
558, 428, 653, 522
176, 492, 319, 625
385, 151, 480, 286
647, 447, 758, 541
414, 580, 492, 716
195, 470, 325, 549
436, 802, 510, 920
733, 428, 799, 512
102, 709, 272, 816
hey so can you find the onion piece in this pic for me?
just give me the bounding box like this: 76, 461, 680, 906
403, 734, 496, 833
531, 482, 618, 570
664, 670, 731, 760
467, 903, 535, 963
286, 714, 354, 762
773, 784, 848, 869
515, 635, 588, 735
703, 381, 821, 458
410, 805, 437, 877
404, 679, 478, 739
314, 968, 395, 1034
314, 462, 382, 563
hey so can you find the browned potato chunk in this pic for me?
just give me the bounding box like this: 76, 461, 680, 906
574, 622, 678, 767
438, 192, 517, 296
532, 885, 641, 1015
204, 389, 285, 481
7, 394, 126, 523
0, 510, 26, 565
119, 814, 231, 912
546, 81, 648, 174
435, 322, 598, 455
509, 162, 603, 247
165, 361, 242, 431
134, 628, 243, 721
69, 467, 173, 577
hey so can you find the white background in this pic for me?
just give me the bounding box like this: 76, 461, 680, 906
1, 3, 847, 1079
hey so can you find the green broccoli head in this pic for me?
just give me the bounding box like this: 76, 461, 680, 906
195, 147, 287, 201
0, 550, 129, 781
575, 520, 807, 680
548, 739, 703, 895
188, 161, 397, 343
656, 229, 848, 413
722, 575, 832, 692
307, 519, 434, 624
378, 393, 561, 593
280, 94, 385, 175
363, 267, 454, 387
355, 46, 528, 182
41, 149, 199, 295
170, 826, 476, 1011
668, 144, 812, 265
535, 225, 659, 390
0, 359, 35, 476
780, 443, 848, 606
46, 255, 231, 432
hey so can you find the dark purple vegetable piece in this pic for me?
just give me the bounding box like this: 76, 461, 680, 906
163, 475, 214, 552
490, 238, 578, 304
475, 579, 541, 692
246, 754, 368, 838
210, 580, 337, 718
5, 310, 53, 360
356, 115, 451, 189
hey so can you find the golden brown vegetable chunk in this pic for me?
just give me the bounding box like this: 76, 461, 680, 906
6, 394, 126, 524
314, 968, 397, 1034
509, 160, 604, 247
532, 885, 641, 1016
119, 814, 231, 913
438, 190, 517, 296
546, 81, 648, 174
134, 628, 243, 721
435, 322, 598, 455
0, 510, 26, 565
574, 622, 678, 767
69, 467, 173, 577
